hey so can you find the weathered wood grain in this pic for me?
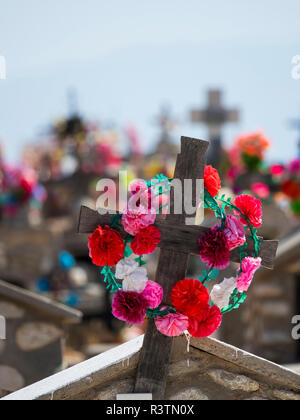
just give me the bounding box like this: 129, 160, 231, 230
78, 206, 278, 269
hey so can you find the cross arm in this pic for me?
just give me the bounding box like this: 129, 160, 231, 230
78, 206, 279, 269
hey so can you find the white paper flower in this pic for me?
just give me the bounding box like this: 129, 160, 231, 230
116, 259, 148, 293
115, 259, 139, 280
122, 268, 148, 293
210, 277, 237, 310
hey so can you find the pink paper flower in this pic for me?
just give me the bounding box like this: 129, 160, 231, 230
155, 309, 189, 337
222, 215, 246, 251
129, 186, 169, 214
122, 205, 156, 236
142, 281, 163, 309
112, 291, 148, 324
198, 227, 230, 270
236, 257, 262, 292
129, 180, 147, 196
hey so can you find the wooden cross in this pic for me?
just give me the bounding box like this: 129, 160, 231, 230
191, 90, 239, 166
78, 136, 278, 399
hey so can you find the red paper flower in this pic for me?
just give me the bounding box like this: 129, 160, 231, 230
188, 305, 222, 338
198, 227, 230, 270
204, 165, 221, 198
131, 225, 161, 255
234, 194, 263, 228
88, 225, 125, 267
171, 279, 209, 318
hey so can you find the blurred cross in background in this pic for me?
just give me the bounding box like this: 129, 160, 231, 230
191, 90, 239, 168
289, 114, 300, 158
67, 87, 80, 118
156, 105, 177, 140
153, 105, 179, 157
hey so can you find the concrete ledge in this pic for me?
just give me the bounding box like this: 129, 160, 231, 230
2, 336, 143, 400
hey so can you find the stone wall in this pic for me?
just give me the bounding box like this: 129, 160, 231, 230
0, 297, 64, 394
5, 336, 300, 401
74, 340, 300, 401
221, 270, 297, 364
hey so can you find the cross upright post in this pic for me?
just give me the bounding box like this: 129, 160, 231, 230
78, 136, 278, 400
134, 137, 209, 398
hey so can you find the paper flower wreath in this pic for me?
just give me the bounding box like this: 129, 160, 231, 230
87, 169, 263, 338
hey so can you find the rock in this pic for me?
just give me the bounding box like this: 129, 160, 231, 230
259, 301, 290, 318
0, 365, 25, 392
94, 379, 134, 400
208, 369, 259, 392
273, 390, 300, 400
0, 301, 24, 319
253, 284, 282, 298
16, 322, 63, 351
171, 388, 209, 400
168, 359, 202, 377
261, 330, 291, 345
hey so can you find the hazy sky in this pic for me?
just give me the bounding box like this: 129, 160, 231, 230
0, 0, 300, 162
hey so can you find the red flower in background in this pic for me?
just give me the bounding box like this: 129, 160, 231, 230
234, 194, 263, 228
198, 227, 230, 270
188, 305, 222, 338
171, 279, 209, 318
88, 225, 125, 267
282, 180, 300, 200
204, 165, 221, 198
131, 225, 161, 255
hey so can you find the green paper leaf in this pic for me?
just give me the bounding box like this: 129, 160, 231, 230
124, 244, 133, 258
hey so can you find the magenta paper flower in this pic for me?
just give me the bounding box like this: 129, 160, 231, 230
122, 205, 156, 236
142, 281, 163, 309
288, 159, 300, 174
112, 291, 148, 324
236, 257, 262, 292
198, 227, 230, 270
223, 215, 246, 251
155, 309, 189, 337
